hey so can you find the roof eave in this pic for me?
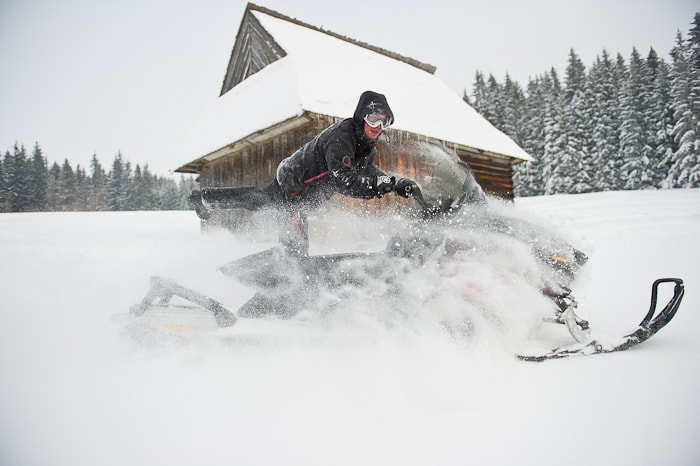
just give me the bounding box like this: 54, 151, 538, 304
175, 113, 314, 174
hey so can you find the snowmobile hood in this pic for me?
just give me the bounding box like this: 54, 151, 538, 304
353, 91, 394, 128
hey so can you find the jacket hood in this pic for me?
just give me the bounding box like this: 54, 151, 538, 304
352, 91, 394, 127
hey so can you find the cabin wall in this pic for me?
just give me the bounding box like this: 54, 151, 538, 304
198, 117, 329, 188
197, 117, 515, 210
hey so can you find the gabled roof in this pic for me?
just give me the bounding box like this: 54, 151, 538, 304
175, 3, 531, 173
220, 4, 437, 96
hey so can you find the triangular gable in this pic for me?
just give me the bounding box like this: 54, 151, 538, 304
220, 3, 436, 95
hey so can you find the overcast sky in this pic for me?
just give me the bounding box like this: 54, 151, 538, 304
1, 0, 697, 176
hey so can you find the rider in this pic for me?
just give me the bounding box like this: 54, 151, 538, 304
265, 90, 417, 255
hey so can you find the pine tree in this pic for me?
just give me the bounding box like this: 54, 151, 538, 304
470, 72, 490, 120
28, 142, 49, 210
177, 176, 198, 210
88, 154, 108, 210
513, 76, 547, 196
562, 50, 593, 193
690, 13, 700, 69
564, 49, 587, 103
105, 152, 130, 211
74, 164, 90, 210
57, 159, 77, 211
5, 144, 32, 211
158, 177, 181, 210
644, 49, 675, 188
540, 69, 569, 194
46, 162, 61, 210
139, 164, 160, 210
619, 48, 649, 190
470, 73, 504, 127
500, 74, 526, 145
586, 51, 624, 191
665, 31, 700, 187
0, 153, 7, 212
127, 164, 159, 210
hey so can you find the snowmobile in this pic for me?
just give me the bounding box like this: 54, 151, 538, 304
128, 150, 685, 361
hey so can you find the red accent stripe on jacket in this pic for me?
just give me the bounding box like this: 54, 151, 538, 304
294, 171, 330, 196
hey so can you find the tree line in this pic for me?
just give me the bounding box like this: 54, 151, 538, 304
466, 13, 700, 196
0, 143, 197, 212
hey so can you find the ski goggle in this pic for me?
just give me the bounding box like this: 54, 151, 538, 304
364, 113, 392, 129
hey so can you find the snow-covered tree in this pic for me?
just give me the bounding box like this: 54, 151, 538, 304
28, 142, 49, 210
619, 48, 649, 190
664, 31, 700, 188
0, 153, 7, 212
513, 76, 548, 196
644, 48, 675, 188
105, 152, 131, 211
4, 144, 32, 211
57, 159, 77, 211
562, 50, 593, 193
46, 162, 61, 210
586, 51, 624, 191
88, 154, 108, 210
500, 74, 526, 145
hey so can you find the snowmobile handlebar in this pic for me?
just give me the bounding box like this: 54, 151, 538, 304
400, 182, 450, 218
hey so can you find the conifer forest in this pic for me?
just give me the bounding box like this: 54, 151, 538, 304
467, 13, 700, 196
0, 146, 196, 213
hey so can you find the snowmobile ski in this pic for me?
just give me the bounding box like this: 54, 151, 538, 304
518, 278, 685, 362
130, 276, 236, 327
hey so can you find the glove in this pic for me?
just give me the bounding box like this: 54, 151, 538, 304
376, 175, 395, 194
394, 178, 417, 198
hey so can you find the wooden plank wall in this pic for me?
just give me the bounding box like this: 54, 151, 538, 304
198, 117, 515, 211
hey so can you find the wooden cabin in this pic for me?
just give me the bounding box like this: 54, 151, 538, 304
175, 3, 531, 210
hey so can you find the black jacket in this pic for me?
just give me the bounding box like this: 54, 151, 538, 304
276, 91, 395, 206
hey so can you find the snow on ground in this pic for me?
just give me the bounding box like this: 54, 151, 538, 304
0, 189, 699, 466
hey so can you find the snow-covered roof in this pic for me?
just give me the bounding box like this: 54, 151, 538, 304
175, 6, 532, 172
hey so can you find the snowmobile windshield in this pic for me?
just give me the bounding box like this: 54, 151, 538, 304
413, 152, 486, 213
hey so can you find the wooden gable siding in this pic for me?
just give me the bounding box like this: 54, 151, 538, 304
197, 113, 514, 208
198, 116, 328, 188
220, 9, 286, 96
221, 4, 437, 95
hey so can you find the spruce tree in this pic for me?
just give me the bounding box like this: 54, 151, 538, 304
142, 165, 160, 210
106, 152, 130, 211
89, 154, 108, 210
665, 31, 700, 187
5, 144, 32, 211
564, 49, 587, 103
513, 76, 547, 197
563, 50, 593, 193
644, 49, 675, 188
57, 159, 77, 211
619, 48, 649, 190
46, 162, 61, 211
500, 74, 526, 145
690, 13, 700, 69
178, 176, 198, 209
586, 51, 624, 191
74, 164, 90, 210
0, 153, 7, 212
158, 177, 181, 210
28, 142, 49, 210
540, 69, 568, 194
470, 72, 492, 122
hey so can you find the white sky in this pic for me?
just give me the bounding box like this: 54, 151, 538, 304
0, 0, 697, 176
